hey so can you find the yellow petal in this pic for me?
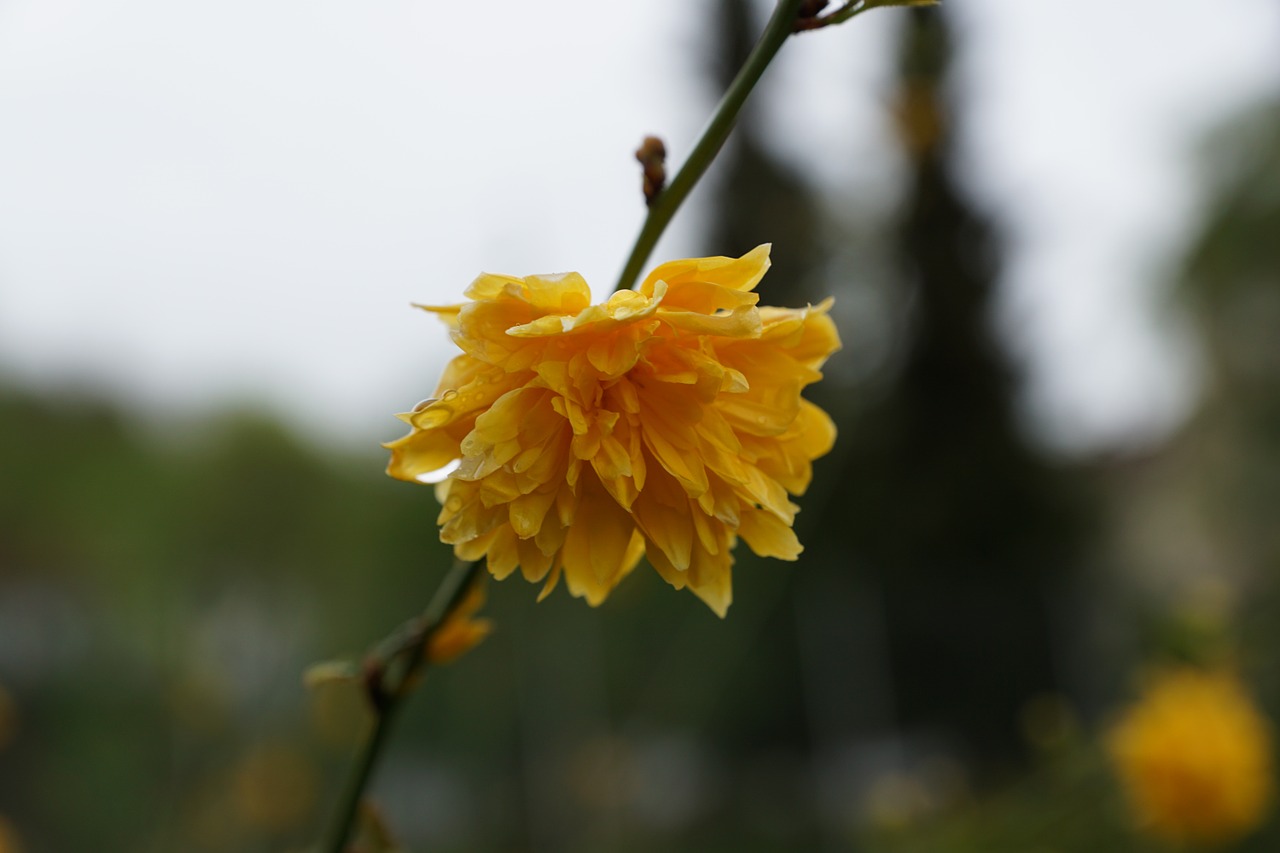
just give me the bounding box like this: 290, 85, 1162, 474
560, 473, 639, 603
426, 579, 493, 665
509, 489, 557, 538
384, 427, 461, 483
631, 460, 694, 571
685, 540, 733, 618
638, 244, 772, 297
521, 271, 592, 314
659, 279, 759, 315
658, 305, 762, 339
738, 508, 803, 560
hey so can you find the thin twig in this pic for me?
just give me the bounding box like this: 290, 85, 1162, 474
613, 0, 807, 293
319, 557, 483, 853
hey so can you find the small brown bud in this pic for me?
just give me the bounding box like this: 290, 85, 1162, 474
635, 135, 667, 207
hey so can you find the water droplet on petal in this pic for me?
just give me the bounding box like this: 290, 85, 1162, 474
441, 389, 459, 402
413, 398, 437, 412
415, 458, 461, 484
417, 406, 454, 429
445, 494, 463, 512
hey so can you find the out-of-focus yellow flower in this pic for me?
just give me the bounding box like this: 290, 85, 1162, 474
426, 579, 493, 664
231, 741, 319, 833
0, 815, 22, 853
1108, 667, 1274, 844
387, 246, 839, 616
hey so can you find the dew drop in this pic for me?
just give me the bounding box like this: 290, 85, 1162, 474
415, 458, 461, 484
445, 493, 464, 512
441, 389, 459, 402
417, 406, 454, 429
413, 397, 438, 412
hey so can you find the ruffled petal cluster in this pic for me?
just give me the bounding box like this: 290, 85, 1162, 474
386, 246, 839, 616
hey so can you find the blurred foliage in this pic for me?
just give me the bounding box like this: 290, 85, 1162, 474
708, 0, 1098, 769
2, 4, 1280, 853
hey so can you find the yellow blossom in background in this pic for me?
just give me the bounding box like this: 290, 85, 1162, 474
0, 816, 21, 853
231, 741, 319, 833
386, 246, 839, 615
426, 579, 493, 664
1108, 667, 1275, 845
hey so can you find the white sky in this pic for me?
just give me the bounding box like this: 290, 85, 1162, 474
1, 1, 1277, 453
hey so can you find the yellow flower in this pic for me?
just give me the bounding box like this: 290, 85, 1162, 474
1108, 667, 1275, 844
386, 246, 839, 616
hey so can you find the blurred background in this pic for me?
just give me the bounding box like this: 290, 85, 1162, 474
2, 1, 1280, 850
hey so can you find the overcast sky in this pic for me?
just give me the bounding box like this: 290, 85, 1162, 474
1, 1, 1277, 454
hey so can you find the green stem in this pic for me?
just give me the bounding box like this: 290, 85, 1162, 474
613, 0, 807, 293
321, 699, 401, 853
320, 557, 483, 853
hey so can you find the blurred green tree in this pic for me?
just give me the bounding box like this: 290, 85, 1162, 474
705, 3, 1095, 770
